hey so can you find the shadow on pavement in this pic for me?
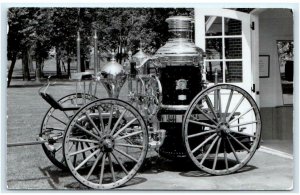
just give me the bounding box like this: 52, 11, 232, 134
40, 162, 148, 189
38, 156, 257, 189
140, 156, 199, 173
179, 164, 257, 178
140, 156, 257, 177
39, 166, 71, 189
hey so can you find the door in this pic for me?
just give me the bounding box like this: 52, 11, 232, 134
194, 9, 256, 100
194, 9, 259, 136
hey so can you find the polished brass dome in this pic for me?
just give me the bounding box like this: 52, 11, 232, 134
100, 51, 127, 98
155, 16, 204, 66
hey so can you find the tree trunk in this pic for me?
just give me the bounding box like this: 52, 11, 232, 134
22, 48, 31, 81
61, 60, 66, 72
80, 52, 85, 72
56, 47, 62, 76
35, 56, 42, 83
7, 51, 17, 87
67, 57, 71, 77
28, 46, 34, 71
41, 59, 45, 77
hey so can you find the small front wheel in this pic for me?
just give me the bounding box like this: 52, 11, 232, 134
183, 84, 261, 175
63, 98, 148, 189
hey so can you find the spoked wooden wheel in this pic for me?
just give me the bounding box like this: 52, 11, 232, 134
63, 98, 148, 189
133, 75, 162, 119
40, 93, 96, 169
183, 84, 261, 175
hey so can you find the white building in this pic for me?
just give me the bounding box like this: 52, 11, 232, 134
194, 8, 294, 140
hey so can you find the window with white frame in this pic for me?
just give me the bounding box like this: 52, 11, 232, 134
205, 16, 243, 83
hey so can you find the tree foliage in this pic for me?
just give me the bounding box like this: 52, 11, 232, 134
7, 7, 193, 85
7, 8, 38, 84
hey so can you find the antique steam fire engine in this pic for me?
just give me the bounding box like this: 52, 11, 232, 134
39, 16, 261, 189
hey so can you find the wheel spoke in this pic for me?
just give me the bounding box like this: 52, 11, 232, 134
114, 148, 139, 163
85, 142, 99, 159
224, 89, 233, 121
99, 153, 107, 184
110, 109, 127, 136
55, 145, 63, 152
69, 138, 99, 144
226, 96, 245, 122
97, 106, 105, 132
73, 142, 79, 166
107, 104, 114, 133
227, 137, 240, 164
229, 107, 254, 124
188, 120, 217, 129
191, 133, 217, 154
74, 149, 100, 171
227, 133, 250, 153
113, 118, 138, 138
115, 130, 143, 141
224, 140, 228, 171
228, 130, 257, 138
205, 96, 219, 122
74, 123, 101, 140
200, 136, 219, 165
195, 105, 218, 125
68, 145, 99, 156
212, 137, 222, 171
86, 152, 104, 180
68, 142, 74, 152
62, 110, 70, 119
187, 129, 216, 139
111, 152, 128, 175
80, 142, 86, 160
115, 143, 144, 149
230, 121, 257, 128
45, 127, 65, 132
108, 153, 116, 182
217, 89, 222, 119
85, 113, 103, 137
50, 115, 67, 125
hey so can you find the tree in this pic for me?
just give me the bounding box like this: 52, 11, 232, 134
7, 8, 55, 85
92, 8, 193, 54
7, 9, 21, 87
7, 8, 36, 85
7, 7, 193, 86
48, 8, 88, 74
17, 8, 39, 81
33, 8, 53, 81
89, 8, 193, 62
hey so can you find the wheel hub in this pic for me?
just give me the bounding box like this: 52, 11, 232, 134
99, 135, 115, 152
217, 122, 230, 135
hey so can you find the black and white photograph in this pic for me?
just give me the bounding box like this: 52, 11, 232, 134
2, 2, 298, 192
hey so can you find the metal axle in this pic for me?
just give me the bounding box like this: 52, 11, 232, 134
7, 140, 48, 147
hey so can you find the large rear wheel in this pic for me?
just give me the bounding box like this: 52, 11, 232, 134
183, 84, 261, 175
